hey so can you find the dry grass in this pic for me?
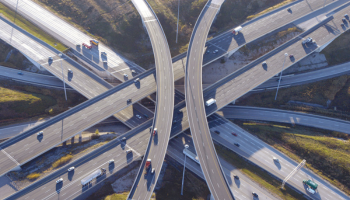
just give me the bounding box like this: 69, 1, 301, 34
322, 30, 350, 66
26, 173, 40, 180
51, 154, 73, 169
0, 3, 66, 51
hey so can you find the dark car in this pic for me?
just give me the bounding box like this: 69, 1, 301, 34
252, 192, 258, 197
234, 175, 239, 179
342, 18, 347, 24
234, 143, 240, 147
214, 130, 220, 134
232, 132, 237, 136
206, 50, 210, 54
345, 14, 349, 20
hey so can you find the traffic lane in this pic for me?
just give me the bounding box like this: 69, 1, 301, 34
0, 22, 105, 99
0, 66, 66, 88
2, 0, 144, 80
203, 10, 348, 117
0, 74, 157, 174
186, 1, 233, 199
256, 61, 350, 89
205, 0, 341, 58
208, 115, 350, 200
130, 16, 174, 199
168, 135, 279, 200
17, 130, 150, 200
114, 103, 154, 128
0, 119, 49, 140
219, 106, 350, 134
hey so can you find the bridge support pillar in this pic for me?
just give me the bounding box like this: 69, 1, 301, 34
63, 141, 67, 146
71, 137, 75, 145
79, 132, 83, 143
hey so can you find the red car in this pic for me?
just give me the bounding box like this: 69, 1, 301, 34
82, 43, 92, 49
232, 132, 237, 136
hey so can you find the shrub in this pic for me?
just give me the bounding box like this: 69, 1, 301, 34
51, 154, 73, 169
27, 172, 40, 180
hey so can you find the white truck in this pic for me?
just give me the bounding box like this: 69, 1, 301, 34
183, 148, 200, 164
81, 168, 106, 186
232, 26, 242, 35
205, 98, 216, 106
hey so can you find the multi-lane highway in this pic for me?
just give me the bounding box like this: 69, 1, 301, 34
185, 0, 234, 199
2, 0, 350, 198
219, 106, 350, 134
1, 0, 145, 81
127, 1, 174, 199
207, 114, 350, 200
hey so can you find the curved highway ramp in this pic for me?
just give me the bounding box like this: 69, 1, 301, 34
185, 0, 234, 199
127, 1, 174, 200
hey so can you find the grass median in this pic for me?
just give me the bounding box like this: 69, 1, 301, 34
233, 120, 350, 195
215, 143, 307, 200
0, 3, 66, 51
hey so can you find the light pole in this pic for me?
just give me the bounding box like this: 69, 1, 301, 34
59, 53, 67, 101
176, 0, 180, 44
275, 53, 288, 101
181, 144, 189, 195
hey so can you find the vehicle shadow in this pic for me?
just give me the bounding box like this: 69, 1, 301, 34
68, 73, 73, 82
274, 161, 282, 170
37, 135, 43, 142
234, 177, 240, 188
55, 182, 63, 194
68, 171, 74, 181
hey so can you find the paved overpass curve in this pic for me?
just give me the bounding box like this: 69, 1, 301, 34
185, 0, 234, 199
127, 0, 174, 199
219, 106, 350, 134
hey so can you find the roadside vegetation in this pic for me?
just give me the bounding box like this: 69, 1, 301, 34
237, 75, 350, 120
215, 144, 307, 200
0, 3, 66, 51
51, 154, 73, 169
31, 0, 291, 68
233, 120, 350, 195
0, 79, 85, 126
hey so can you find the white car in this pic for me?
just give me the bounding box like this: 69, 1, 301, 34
68, 69, 73, 74
126, 149, 132, 154
109, 159, 114, 164
56, 178, 63, 184
124, 74, 128, 78
306, 187, 315, 194
213, 49, 219, 54
302, 37, 313, 44
136, 114, 142, 119
151, 168, 155, 174
37, 131, 43, 136
101, 52, 107, 56
67, 167, 75, 172
273, 157, 279, 162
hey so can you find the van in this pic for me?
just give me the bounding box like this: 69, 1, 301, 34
232, 26, 242, 35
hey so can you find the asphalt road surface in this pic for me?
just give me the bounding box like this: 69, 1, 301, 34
185, 0, 234, 199
219, 106, 350, 134
1, 0, 145, 81
127, 1, 174, 199
207, 114, 350, 200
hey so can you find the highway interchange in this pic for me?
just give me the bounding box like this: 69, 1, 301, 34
0, 0, 350, 199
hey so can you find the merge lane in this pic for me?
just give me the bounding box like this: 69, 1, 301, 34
185, 1, 234, 199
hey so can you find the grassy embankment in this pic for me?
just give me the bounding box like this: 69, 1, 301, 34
0, 80, 86, 126
233, 120, 350, 195
215, 144, 307, 200
0, 3, 66, 52
32, 0, 291, 68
